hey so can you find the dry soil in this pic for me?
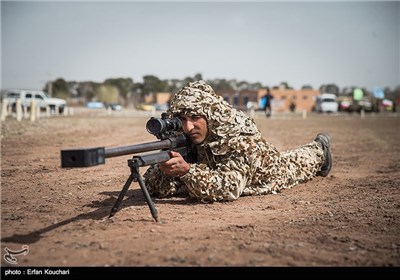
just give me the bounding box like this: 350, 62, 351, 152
1, 109, 399, 268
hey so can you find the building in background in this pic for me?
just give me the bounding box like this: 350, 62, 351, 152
258, 88, 320, 113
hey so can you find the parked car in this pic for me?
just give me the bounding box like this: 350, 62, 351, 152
154, 103, 169, 111
315, 93, 339, 113
86, 102, 105, 109
338, 97, 373, 113
3, 89, 66, 114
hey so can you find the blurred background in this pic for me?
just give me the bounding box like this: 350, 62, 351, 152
1, 1, 399, 115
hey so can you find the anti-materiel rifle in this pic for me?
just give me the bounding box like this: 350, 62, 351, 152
60, 112, 195, 222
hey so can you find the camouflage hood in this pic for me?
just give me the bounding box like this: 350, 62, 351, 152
168, 80, 262, 155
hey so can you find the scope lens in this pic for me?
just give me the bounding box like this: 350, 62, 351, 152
146, 118, 165, 134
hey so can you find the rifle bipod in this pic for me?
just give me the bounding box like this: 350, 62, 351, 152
108, 157, 159, 222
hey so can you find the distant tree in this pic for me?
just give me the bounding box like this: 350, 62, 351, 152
227, 79, 238, 90
341, 86, 355, 96
237, 81, 250, 91
166, 79, 183, 93
280, 82, 292, 90
301, 85, 313, 90
384, 86, 393, 99
193, 73, 203, 81
182, 76, 195, 85
248, 82, 263, 90
208, 79, 233, 91
320, 84, 339, 95
77, 82, 97, 102
142, 75, 167, 99
41, 75, 273, 103
132, 82, 143, 95
95, 84, 119, 104
51, 78, 69, 99
104, 78, 134, 100
66, 81, 79, 97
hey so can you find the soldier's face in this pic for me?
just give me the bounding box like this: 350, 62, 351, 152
180, 115, 208, 145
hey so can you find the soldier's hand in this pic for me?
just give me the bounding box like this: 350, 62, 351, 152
159, 151, 190, 177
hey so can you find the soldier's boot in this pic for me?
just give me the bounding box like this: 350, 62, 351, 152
315, 133, 332, 177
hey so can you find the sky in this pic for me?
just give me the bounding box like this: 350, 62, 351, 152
1, 1, 399, 91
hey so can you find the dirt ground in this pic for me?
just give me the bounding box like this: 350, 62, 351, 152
1, 108, 399, 268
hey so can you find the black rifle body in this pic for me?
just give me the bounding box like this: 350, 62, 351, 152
61, 134, 190, 168
60, 114, 194, 222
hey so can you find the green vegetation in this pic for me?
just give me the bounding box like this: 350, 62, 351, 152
42, 73, 399, 111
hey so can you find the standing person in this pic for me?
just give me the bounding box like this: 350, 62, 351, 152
289, 97, 296, 113
143, 80, 332, 202
261, 87, 274, 117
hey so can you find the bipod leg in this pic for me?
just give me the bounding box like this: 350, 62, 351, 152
109, 158, 159, 222
131, 160, 159, 222
109, 172, 135, 218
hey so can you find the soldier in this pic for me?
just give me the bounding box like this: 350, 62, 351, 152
143, 80, 332, 202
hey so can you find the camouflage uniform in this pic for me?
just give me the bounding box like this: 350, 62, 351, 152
143, 80, 325, 202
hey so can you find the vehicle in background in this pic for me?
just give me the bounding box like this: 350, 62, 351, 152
315, 93, 338, 113
3, 89, 66, 114
337, 97, 374, 113
136, 103, 169, 111
86, 102, 105, 109
357, 99, 373, 112
338, 98, 352, 112
381, 99, 394, 111
154, 103, 169, 111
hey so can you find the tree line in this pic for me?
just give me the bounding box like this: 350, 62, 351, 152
43, 73, 399, 108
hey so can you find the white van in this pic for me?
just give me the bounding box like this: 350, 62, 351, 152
315, 93, 338, 113
3, 89, 67, 114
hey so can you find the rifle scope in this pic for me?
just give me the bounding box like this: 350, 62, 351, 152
146, 112, 182, 138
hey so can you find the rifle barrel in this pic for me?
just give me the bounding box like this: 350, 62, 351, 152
105, 139, 172, 158
60, 134, 189, 168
